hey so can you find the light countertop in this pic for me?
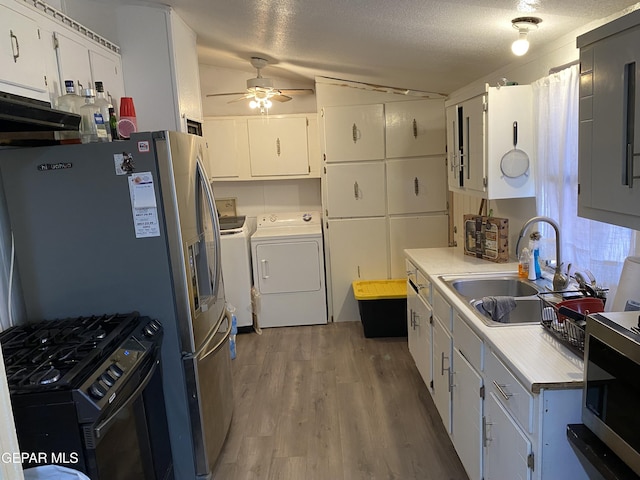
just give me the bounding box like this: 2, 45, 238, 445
405, 247, 584, 394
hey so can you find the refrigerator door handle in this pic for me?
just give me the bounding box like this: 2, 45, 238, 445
196, 160, 222, 301
191, 309, 230, 360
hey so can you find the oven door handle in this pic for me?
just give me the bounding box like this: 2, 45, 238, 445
95, 358, 160, 439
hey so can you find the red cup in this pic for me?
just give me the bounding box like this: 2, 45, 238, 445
120, 97, 136, 118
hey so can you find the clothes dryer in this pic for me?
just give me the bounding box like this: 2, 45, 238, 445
250, 212, 327, 328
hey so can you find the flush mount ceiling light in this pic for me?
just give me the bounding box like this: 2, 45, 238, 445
511, 17, 542, 56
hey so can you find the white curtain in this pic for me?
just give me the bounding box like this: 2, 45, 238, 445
532, 64, 635, 292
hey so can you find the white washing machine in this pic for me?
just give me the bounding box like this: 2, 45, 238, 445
251, 212, 327, 328
220, 215, 256, 329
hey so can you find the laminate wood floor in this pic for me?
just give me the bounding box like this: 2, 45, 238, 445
212, 321, 469, 480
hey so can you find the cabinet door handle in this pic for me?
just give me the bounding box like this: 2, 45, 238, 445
10, 30, 19, 63
624, 62, 636, 188
276, 137, 281, 157
414, 177, 419, 196
352, 123, 359, 143
493, 380, 513, 401
441, 352, 450, 379
414, 312, 420, 328
412, 118, 418, 139
483, 416, 493, 447
354, 181, 360, 199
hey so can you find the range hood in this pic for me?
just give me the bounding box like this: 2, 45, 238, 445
0, 91, 81, 145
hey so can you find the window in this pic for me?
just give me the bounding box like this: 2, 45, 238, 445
532, 65, 636, 292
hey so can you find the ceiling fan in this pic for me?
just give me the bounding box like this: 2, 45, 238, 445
206, 57, 314, 111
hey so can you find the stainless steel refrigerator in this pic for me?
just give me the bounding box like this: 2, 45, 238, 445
0, 131, 233, 479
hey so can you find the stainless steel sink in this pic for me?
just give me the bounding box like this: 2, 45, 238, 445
472, 296, 542, 325
447, 275, 539, 300
439, 272, 544, 327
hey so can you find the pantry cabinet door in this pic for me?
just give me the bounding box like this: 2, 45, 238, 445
386, 157, 447, 214
248, 117, 309, 176
326, 217, 388, 323
325, 162, 386, 218
323, 104, 385, 162
388, 215, 448, 278
385, 99, 446, 158
0, 3, 48, 98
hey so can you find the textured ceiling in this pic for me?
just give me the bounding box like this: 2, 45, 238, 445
140, 0, 640, 95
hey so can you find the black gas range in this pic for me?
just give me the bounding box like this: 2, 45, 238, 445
0, 312, 173, 479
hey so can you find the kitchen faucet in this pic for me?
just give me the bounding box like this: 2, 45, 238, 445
515, 216, 569, 291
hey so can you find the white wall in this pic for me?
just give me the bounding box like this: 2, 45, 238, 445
211, 179, 322, 218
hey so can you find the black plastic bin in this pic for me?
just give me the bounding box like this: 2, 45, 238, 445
352, 280, 408, 338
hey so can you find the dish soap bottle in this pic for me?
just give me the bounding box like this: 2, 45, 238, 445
518, 247, 530, 279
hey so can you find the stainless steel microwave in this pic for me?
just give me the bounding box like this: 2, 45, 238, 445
583, 311, 640, 476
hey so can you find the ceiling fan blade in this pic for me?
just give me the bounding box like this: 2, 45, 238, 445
272, 94, 292, 103
205, 92, 247, 98
278, 88, 314, 96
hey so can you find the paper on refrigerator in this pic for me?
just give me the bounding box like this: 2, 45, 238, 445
128, 172, 160, 238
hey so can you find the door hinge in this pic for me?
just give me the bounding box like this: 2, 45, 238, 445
429, 314, 433, 325
321, 108, 325, 117
483, 101, 488, 112
324, 166, 327, 174
37, 29, 41, 39
483, 177, 488, 187
577, 183, 581, 195
53, 33, 59, 49
43, 75, 47, 86
479, 385, 485, 399
527, 453, 535, 471
430, 380, 434, 389
308, 165, 311, 173
306, 117, 309, 126
323, 153, 327, 162
326, 221, 329, 229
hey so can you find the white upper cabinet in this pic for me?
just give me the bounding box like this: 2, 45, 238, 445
385, 99, 446, 158
446, 84, 534, 199
0, 2, 48, 100
248, 117, 309, 176
386, 156, 447, 215
325, 161, 386, 218
54, 32, 92, 94
203, 118, 247, 179
116, 5, 202, 133
323, 104, 385, 162
89, 50, 124, 113
577, 10, 640, 230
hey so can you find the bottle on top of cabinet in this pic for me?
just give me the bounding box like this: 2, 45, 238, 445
55, 80, 83, 144
94, 81, 113, 142
80, 88, 109, 144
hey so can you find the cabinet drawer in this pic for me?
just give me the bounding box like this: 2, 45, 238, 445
417, 270, 431, 305
432, 288, 452, 330
406, 260, 418, 285
486, 350, 533, 433
453, 313, 483, 372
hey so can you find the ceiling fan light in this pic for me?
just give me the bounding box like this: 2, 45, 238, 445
249, 100, 258, 109
264, 99, 273, 109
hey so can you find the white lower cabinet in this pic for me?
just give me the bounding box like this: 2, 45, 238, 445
432, 314, 452, 433
405, 259, 588, 480
452, 349, 483, 480
326, 217, 388, 322
484, 391, 533, 480
407, 280, 432, 387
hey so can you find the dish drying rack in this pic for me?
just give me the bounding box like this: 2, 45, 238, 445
538, 291, 603, 357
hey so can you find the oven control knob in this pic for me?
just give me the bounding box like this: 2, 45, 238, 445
89, 382, 108, 399
108, 363, 124, 378
100, 372, 116, 387
143, 320, 161, 336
